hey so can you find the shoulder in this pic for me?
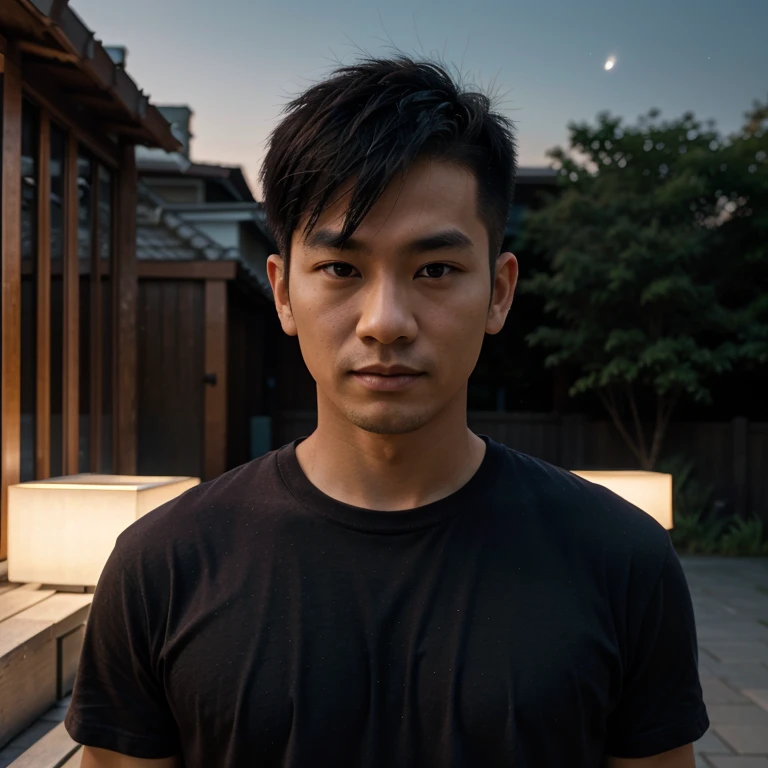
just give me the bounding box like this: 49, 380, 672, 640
112, 447, 285, 571
494, 443, 672, 593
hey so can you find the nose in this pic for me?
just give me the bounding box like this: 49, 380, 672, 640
355, 275, 418, 345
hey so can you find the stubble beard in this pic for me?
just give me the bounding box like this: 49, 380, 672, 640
342, 403, 434, 436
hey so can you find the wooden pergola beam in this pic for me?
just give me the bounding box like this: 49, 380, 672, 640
18, 40, 78, 63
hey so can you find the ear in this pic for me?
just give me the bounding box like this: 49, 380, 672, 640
267, 254, 298, 336
486, 251, 518, 335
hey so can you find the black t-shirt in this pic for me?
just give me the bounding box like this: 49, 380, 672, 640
65, 436, 708, 767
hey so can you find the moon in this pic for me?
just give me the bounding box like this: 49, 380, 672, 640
604, 56, 616, 71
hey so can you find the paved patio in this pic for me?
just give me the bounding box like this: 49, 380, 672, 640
683, 556, 768, 767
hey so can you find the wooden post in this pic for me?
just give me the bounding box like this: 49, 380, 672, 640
204, 279, 228, 480
732, 417, 749, 519
36, 111, 52, 480
62, 133, 79, 475
90, 160, 102, 472
114, 141, 138, 474
1, 47, 23, 560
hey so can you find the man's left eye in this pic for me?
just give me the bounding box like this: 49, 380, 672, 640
417, 264, 454, 279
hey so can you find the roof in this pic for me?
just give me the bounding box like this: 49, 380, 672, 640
515, 167, 559, 185
0, 0, 179, 151
156, 201, 275, 250
137, 157, 257, 204
136, 183, 273, 299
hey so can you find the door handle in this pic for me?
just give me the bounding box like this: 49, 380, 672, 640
203, 372, 218, 386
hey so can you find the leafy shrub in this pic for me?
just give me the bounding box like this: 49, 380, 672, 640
720, 517, 768, 556
671, 509, 729, 554
660, 455, 768, 555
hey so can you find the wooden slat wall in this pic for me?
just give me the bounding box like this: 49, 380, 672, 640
138, 260, 236, 281
226, 286, 272, 469
1, 48, 23, 560
273, 410, 768, 524
470, 411, 562, 462
273, 411, 318, 449
137, 280, 205, 478
748, 424, 768, 525
35, 112, 51, 480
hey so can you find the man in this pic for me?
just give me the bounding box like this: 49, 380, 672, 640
66, 57, 708, 767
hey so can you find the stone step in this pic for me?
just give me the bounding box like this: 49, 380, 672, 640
0, 584, 56, 623
0, 587, 92, 750
6, 722, 82, 767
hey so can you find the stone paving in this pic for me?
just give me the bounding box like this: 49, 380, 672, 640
1, 556, 767, 766
683, 556, 768, 767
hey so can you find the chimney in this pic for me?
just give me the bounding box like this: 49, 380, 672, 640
157, 105, 194, 160
105, 46, 127, 67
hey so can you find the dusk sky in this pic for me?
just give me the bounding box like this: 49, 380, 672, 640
72, 0, 767, 196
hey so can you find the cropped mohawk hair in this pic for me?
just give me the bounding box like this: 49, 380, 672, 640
260, 55, 517, 272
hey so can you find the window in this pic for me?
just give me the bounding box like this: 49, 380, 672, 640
99, 165, 114, 472
20, 100, 39, 481
50, 123, 66, 477
78, 148, 93, 472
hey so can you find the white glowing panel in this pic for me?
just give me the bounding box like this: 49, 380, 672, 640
571, 470, 673, 530
8, 474, 200, 586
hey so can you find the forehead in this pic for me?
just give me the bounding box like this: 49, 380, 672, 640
293, 158, 487, 251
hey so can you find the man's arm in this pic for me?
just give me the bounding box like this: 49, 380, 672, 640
65, 539, 181, 759
606, 743, 695, 767
602, 535, 708, 759
81, 746, 181, 768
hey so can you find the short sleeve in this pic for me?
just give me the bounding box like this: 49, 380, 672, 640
64, 540, 180, 759
605, 540, 710, 758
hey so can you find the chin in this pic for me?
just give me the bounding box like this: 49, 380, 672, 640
344, 407, 435, 436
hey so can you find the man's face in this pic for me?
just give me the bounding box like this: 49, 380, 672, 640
268, 158, 517, 436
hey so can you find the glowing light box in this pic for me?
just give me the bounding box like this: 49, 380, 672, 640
571, 470, 673, 530
8, 474, 200, 586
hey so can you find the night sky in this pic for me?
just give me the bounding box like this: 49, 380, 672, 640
72, 0, 767, 193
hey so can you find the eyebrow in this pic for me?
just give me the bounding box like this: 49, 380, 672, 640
304, 227, 474, 255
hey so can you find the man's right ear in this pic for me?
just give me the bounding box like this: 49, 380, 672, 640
267, 254, 298, 336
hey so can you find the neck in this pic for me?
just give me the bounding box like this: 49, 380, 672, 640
295, 391, 486, 511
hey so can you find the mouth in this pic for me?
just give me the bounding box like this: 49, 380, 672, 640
354, 365, 423, 376
349, 367, 425, 392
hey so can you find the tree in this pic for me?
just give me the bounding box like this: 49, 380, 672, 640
517, 105, 767, 470
715, 99, 768, 371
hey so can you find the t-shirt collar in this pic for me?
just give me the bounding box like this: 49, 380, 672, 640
277, 434, 505, 534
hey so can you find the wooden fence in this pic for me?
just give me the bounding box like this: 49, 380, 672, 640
274, 411, 768, 523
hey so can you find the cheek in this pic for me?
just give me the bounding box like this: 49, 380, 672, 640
420, 295, 489, 368
291, 296, 352, 372
430, 290, 488, 340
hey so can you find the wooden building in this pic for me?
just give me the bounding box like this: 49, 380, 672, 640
0, 0, 178, 561
134, 144, 280, 481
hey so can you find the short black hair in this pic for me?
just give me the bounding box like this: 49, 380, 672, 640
260, 55, 517, 275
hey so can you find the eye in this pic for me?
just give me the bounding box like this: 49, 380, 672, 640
416, 263, 455, 279
320, 262, 360, 278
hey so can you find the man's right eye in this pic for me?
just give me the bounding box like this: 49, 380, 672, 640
321, 262, 359, 278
